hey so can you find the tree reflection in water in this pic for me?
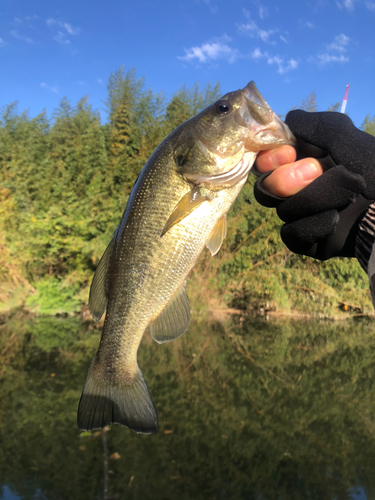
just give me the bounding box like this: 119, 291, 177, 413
1, 312, 375, 500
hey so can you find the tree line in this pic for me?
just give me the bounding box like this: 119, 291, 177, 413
0, 66, 374, 317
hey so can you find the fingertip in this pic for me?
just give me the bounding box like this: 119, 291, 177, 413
262, 158, 323, 197
255, 145, 297, 173
293, 159, 323, 182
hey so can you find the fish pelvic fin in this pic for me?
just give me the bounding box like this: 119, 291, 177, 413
89, 234, 116, 321
77, 358, 158, 434
150, 281, 190, 344
206, 214, 227, 256
161, 187, 209, 237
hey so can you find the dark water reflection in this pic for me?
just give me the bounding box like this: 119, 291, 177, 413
1, 312, 375, 499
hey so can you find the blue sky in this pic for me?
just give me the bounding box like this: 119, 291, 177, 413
1, 0, 374, 127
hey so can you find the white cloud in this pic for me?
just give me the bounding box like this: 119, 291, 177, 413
259, 28, 277, 42
308, 33, 350, 66
11, 30, 34, 43
0, 37, 7, 47
238, 18, 257, 34
178, 38, 239, 64
14, 15, 38, 24
267, 56, 298, 74
201, 0, 219, 14
366, 1, 375, 10
257, 3, 268, 19
326, 33, 349, 52
251, 47, 263, 59
46, 18, 80, 43
250, 48, 298, 74
315, 53, 349, 64
305, 22, 315, 28
47, 18, 80, 33
238, 21, 277, 43
40, 82, 59, 94
238, 10, 277, 44
54, 31, 70, 44
97, 78, 104, 85
63, 22, 80, 35
250, 0, 268, 19
336, 0, 356, 10
280, 35, 287, 43
310, 33, 350, 66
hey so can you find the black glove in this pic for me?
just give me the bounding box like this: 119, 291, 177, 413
254, 110, 375, 260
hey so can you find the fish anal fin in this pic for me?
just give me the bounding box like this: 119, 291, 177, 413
161, 187, 209, 237
150, 281, 190, 344
89, 234, 116, 322
77, 359, 158, 434
206, 214, 227, 256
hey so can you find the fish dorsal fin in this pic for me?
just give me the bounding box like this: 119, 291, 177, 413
89, 235, 116, 321
150, 281, 190, 344
206, 214, 227, 256
161, 187, 209, 237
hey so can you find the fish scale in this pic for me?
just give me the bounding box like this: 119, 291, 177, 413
77, 81, 295, 433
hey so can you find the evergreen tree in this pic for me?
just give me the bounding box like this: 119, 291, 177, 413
108, 92, 139, 193
162, 81, 221, 136
362, 114, 375, 136
0, 67, 372, 317
327, 102, 341, 112
300, 91, 318, 112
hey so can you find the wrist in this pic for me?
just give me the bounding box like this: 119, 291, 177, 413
355, 203, 375, 273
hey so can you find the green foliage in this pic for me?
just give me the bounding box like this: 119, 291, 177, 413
327, 102, 341, 112
25, 277, 81, 315
191, 177, 372, 317
0, 67, 372, 318
163, 81, 221, 135
362, 114, 375, 137
300, 91, 318, 112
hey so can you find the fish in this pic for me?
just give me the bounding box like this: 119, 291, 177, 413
77, 81, 295, 434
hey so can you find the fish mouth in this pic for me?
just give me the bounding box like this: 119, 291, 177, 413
238, 81, 296, 151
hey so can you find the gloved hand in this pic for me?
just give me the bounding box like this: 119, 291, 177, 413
254, 110, 375, 260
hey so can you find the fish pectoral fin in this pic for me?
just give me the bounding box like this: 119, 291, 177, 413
89, 233, 116, 322
150, 281, 190, 344
206, 214, 227, 256
161, 187, 209, 237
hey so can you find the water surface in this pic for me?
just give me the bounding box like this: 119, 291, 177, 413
1, 313, 375, 499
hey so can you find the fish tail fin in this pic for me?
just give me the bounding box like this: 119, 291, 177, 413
77, 357, 158, 434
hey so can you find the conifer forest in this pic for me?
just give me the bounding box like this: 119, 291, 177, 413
1, 66, 375, 318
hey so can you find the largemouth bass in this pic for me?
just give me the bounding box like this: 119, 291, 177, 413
78, 81, 295, 433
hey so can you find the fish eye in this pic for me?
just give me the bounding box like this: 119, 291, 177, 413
176, 154, 185, 166
214, 100, 232, 115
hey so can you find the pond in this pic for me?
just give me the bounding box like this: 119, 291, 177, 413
1, 312, 375, 500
